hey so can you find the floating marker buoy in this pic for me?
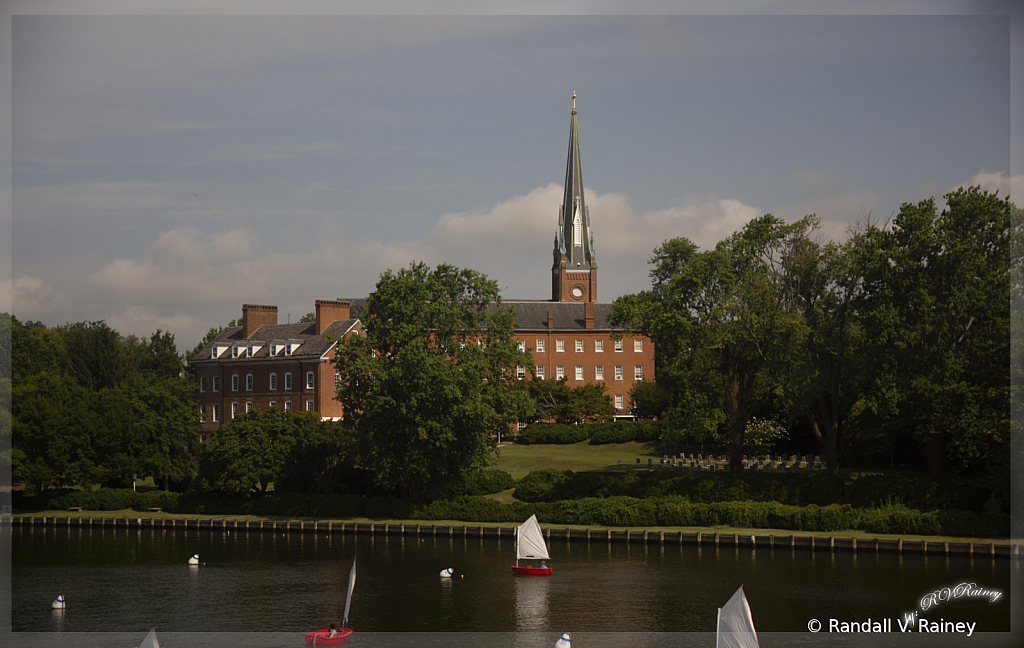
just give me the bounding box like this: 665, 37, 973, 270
51, 595, 65, 609
188, 554, 199, 565
440, 568, 453, 577
556, 632, 571, 648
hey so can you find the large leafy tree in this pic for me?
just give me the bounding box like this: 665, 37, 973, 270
198, 408, 319, 494
334, 262, 534, 496
847, 187, 1011, 473
611, 215, 815, 471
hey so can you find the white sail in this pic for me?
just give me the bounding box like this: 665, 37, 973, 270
342, 556, 356, 628
516, 515, 550, 562
136, 626, 160, 648
716, 586, 759, 648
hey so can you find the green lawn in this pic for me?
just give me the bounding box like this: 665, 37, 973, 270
491, 440, 662, 480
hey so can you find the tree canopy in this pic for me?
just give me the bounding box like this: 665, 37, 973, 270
334, 262, 535, 496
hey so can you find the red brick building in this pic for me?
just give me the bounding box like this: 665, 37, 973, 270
507, 93, 655, 418
191, 300, 362, 441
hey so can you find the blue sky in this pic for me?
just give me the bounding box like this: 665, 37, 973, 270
3, 1, 1021, 351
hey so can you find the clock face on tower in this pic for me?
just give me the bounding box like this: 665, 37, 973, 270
570, 285, 585, 301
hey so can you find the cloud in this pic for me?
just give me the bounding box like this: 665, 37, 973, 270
11, 186, 770, 348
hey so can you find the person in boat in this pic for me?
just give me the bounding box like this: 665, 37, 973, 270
328, 623, 337, 638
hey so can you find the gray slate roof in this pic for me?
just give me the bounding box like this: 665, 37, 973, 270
191, 319, 361, 363
504, 300, 618, 331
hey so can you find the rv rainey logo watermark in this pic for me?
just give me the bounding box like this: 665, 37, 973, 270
805, 581, 1003, 636
920, 582, 1002, 610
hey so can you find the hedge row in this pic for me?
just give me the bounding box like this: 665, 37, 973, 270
514, 470, 845, 507
15, 488, 1007, 537
514, 421, 667, 445
401, 496, 1008, 538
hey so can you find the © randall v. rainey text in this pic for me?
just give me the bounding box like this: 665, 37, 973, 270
807, 616, 977, 636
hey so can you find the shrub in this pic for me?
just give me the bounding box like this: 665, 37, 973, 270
515, 423, 591, 445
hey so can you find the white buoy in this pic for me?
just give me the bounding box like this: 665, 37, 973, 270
440, 568, 453, 578
51, 595, 65, 609
188, 554, 199, 565
555, 632, 571, 648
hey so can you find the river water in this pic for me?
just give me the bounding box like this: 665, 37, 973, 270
4, 523, 1021, 648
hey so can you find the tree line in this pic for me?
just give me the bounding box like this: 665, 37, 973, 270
609, 187, 1015, 478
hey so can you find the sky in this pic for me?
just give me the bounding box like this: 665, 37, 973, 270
3, 1, 1022, 352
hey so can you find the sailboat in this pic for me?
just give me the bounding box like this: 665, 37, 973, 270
136, 626, 159, 648
305, 556, 357, 645
510, 514, 552, 575
716, 586, 759, 648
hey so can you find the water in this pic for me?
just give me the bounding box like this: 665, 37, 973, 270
5, 524, 1021, 647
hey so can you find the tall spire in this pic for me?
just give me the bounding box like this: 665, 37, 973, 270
552, 92, 597, 302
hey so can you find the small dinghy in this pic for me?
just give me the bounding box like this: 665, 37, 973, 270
305, 556, 356, 645
510, 514, 552, 575
136, 625, 160, 648
716, 585, 759, 648
51, 595, 66, 609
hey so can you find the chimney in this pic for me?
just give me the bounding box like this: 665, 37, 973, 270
547, 312, 554, 329
316, 299, 351, 334
242, 304, 277, 339
585, 302, 594, 329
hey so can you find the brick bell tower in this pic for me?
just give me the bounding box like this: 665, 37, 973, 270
552, 92, 597, 303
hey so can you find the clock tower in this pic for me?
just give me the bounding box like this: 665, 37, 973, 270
552, 92, 597, 303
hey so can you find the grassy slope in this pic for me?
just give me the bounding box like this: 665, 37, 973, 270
491, 440, 661, 480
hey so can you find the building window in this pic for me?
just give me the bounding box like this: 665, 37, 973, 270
246, 402, 253, 413
536, 339, 545, 353
517, 339, 526, 352
634, 339, 643, 353
536, 366, 545, 379
284, 401, 292, 412
556, 339, 565, 353
596, 366, 604, 381
284, 373, 292, 390
199, 377, 206, 393
635, 366, 644, 380
306, 371, 314, 389
212, 404, 220, 422
614, 366, 623, 381
231, 375, 239, 391
231, 402, 238, 419
212, 376, 219, 392
556, 366, 565, 380
517, 366, 526, 380
246, 374, 253, 391
614, 340, 623, 352
575, 366, 584, 381
595, 340, 604, 353
575, 339, 583, 353
615, 395, 623, 410
270, 373, 277, 390
306, 400, 314, 411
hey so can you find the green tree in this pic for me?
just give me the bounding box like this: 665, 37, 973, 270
526, 378, 613, 424
627, 379, 669, 419
610, 215, 816, 471
847, 187, 1011, 473
334, 262, 535, 496
198, 408, 318, 494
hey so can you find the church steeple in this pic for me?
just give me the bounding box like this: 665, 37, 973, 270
552, 92, 597, 302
